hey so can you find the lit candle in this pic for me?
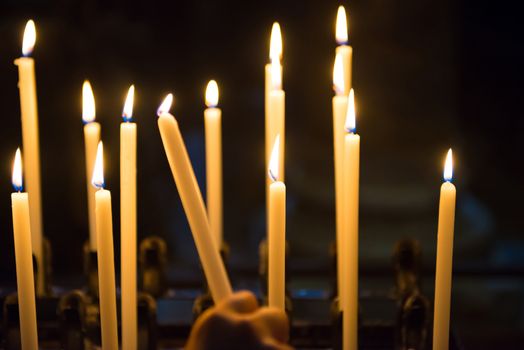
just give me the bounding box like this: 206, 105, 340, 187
432, 149, 456, 350
336, 6, 352, 94
10, 149, 39, 350
92, 142, 119, 350
332, 52, 347, 310
82, 80, 101, 251
342, 89, 359, 350
268, 136, 286, 310
204, 80, 223, 248
157, 95, 232, 302
14, 20, 44, 295
120, 85, 137, 350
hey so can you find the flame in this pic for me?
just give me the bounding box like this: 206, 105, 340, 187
268, 135, 280, 182
157, 93, 173, 116
122, 85, 135, 122
205, 80, 219, 108
82, 80, 96, 123
12, 148, 23, 192
444, 148, 453, 182
333, 52, 344, 95
345, 88, 356, 132
22, 20, 36, 56
270, 59, 282, 90
269, 22, 283, 61
336, 6, 348, 44
91, 141, 104, 189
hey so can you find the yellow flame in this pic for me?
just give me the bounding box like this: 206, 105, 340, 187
270, 59, 282, 90
336, 6, 348, 44
122, 85, 135, 120
268, 135, 280, 182
205, 80, 219, 108
82, 80, 96, 123
91, 141, 104, 189
22, 20, 36, 56
444, 148, 453, 181
12, 148, 23, 191
157, 93, 173, 116
333, 52, 344, 95
269, 22, 283, 61
345, 89, 356, 132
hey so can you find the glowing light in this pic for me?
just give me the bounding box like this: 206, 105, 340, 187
157, 94, 173, 116
444, 149, 453, 182
345, 89, 356, 133
268, 135, 280, 182
269, 22, 283, 61
205, 80, 219, 108
22, 20, 36, 56
122, 85, 135, 122
336, 6, 348, 44
270, 59, 282, 90
333, 52, 344, 95
91, 141, 105, 189
12, 148, 23, 192
82, 80, 96, 123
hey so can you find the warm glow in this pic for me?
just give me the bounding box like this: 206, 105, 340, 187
269, 22, 283, 61
122, 85, 135, 122
205, 80, 219, 108
12, 148, 23, 192
345, 89, 356, 132
333, 52, 344, 95
270, 59, 282, 90
157, 93, 173, 116
82, 80, 96, 123
336, 6, 348, 44
444, 148, 453, 182
22, 20, 36, 56
268, 135, 280, 182
91, 141, 104, 189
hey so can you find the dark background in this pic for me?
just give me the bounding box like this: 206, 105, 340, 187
0, 0, 523, 348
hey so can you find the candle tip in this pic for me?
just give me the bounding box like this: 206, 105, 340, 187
22, 20, 36, 56
345, 88, 356, 133
122, 84, 135, 122
444, 148, 453, 182
268, 135, 281, 182
82, 80, 96, 123
270, 22, 283, 61
157, 93, 173, 116
333, 52, 344, 95
12, 148, 23, 192
205, 80, 219, 108
91, 142, 105, 189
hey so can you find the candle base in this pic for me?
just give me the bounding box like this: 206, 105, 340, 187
139, 236, 168, 298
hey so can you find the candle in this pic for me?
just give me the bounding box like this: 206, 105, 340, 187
82, 80, 101, 251
11, 149, 39, 350
92, 142, 119, 350
120, 85, 137, 350
14, 20, 44, 295
157, 95, 232, 302
332, 52, 347, 310
204, 80, 223, 248
342, 89, 359, 350
336, 6, 353, 94
432, 149, 456, 350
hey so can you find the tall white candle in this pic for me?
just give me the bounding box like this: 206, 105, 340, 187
157, 95, 232, 302
11, 149, 39, 350
14, 20, 44, 295
432, 149, 456, 350
336, 6, 353, 95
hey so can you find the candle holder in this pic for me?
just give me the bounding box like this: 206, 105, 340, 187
31, 237, 53, 296
139, 236, 168, 298
137, 292, 158, 350
82, 241, 99, 298
58, 290, 88, 350
2, 293, 21, 350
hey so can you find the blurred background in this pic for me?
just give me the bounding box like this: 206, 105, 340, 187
0, 0, 523, 348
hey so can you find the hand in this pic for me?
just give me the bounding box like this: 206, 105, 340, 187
185, 291, 292, 350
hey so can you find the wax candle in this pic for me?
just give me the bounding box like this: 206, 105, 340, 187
204, 80, 223, 248
432, 149, 456, 350
14, 20, 44, 295
342, 89, 359, 350
336, 6, 353, 94
92, 142, 119, 350
120, 85, 137, 350
82, 80, 101, 251
11, 149, 39, 350
157, 95, 232, 302
267, 136, 286, 310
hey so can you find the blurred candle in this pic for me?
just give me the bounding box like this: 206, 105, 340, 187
92, 142, 119, 350
336, 6, 352, 94
120, 85, 137, 350
265, 22, 282, 168
14, 20, 44, 295
204, 80, 223, 248
432, 149, 456, 350
82, 80, 101, 251
11, 149, 39, 350
157, 95, 232, 302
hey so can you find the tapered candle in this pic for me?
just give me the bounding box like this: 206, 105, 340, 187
11, 149, 39, 350
92, 142, 119, 350
204, 80, 223, 248
82, 80, 101, 251
342, 89, 359, 350
157, 95, 232, 302
120, 85, 137, 350
336, 6, 353, 94
432, 149, 456, 350
14, 20, 44, 295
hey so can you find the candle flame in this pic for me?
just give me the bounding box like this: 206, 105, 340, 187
12, 148, 23, 192
91, 141, 105, 189
157, 93, 173, 116
122, 85, 135, 122
333, 52, 344, 95
82, 80, 96, 123
336, 6, 348, 44
444, 148, 453, 182
205, 80, 219, 108
269, 22, 282, 61
270, 59, 282, 90
268, 135, 280, 182
345, 88, 356, 133
22, 20, 36, 56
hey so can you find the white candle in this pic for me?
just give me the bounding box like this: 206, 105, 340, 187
157, 95, 232, 302
92, 142, 119, 350
268, 136, 286, 310
11, 149, 39, 350
432, 149, 456, 350
204, 80, 223, 248
82, 80, 101, 251
336, 6, 353, 95
14, 20, 44, 295
120, 85, 137, 350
